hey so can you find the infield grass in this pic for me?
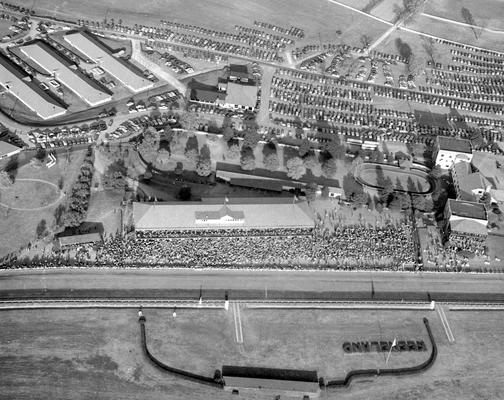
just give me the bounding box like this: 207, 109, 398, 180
1, 307, 503, 399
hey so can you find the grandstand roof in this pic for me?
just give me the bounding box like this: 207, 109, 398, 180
64, 31, 153, 93
133, 199, 314, 231
0, 54, 66, 120
21, 42, 112, 106
225, 82, 257, 108
58, 232, 102, 246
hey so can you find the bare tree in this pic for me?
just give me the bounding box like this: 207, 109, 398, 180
422, 37, 438, 66
461, 8, 479, 39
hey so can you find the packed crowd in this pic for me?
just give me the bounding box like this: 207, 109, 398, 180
90, 222, 415, 270
447, 232, 487, 256
136, 228, 313, 238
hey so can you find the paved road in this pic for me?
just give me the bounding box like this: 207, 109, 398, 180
1, 268, 503, 301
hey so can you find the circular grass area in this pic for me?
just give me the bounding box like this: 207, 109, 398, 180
356, 163, 432, 194
0, 179, 62, 210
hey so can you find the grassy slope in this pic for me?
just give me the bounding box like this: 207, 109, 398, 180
0, 149, 86, 256
424, 0, 504, 31
1, 308, 503, 399
16, 0, 388, 47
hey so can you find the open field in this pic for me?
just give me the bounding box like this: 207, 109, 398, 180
0, 149, 87, 257
18, 0, 389, 48
370, 0, 401, 22
424, 0, 504, 31
0, 179, 60, 209
406, 15, 504, 53
1, 307, 503, 399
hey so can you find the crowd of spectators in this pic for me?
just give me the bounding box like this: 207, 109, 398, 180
89, 221, 415, 270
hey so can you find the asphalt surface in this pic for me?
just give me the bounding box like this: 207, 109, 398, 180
1, 268, 504, 302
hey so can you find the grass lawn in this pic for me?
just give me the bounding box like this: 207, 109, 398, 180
0, 180, 60, 209
407, 15, 504, 53
0, 149, 87, 257
370, 0, 401, 22
425, 0, 504, 31
1, 307, 503, 400
24, 0, 388, 47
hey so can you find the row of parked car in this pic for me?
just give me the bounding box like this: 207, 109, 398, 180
153, 42, 228, 64
374, 86, 503, 115
271, 76, 372, 101
109, 113, 178, 139
127, 90, 179, 113
235, 25, 294, 48
159, 52, 194, 74
252, 21, 304, 38
81, 19, 283, 63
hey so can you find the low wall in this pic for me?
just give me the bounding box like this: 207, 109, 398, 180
324, 317, 437, 388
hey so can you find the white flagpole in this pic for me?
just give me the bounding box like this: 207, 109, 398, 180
385, 338, 397, 365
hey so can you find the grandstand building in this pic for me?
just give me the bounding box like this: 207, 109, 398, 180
21, 41, 112, 107
133, 198, 314, 231
0, 54, 66, 120
64, 30, 153, 93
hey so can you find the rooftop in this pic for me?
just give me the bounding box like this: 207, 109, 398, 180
0, 140, 21, 156
222, 365, 319, 394
225, 82, 258, 108
64, 30, 153, 93
21, 42, 112, 106
437, 136, 472, 154
229, 64, 249, 78
58, 232, 102, 246
191, 87, 225, 103
0, 54, 66, 120
133, 198, 314, 231
448, 199, 487, 220
471, 151, 504, 190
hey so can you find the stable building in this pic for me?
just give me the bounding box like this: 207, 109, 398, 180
0, 140, 22, 160
64, 30, 153, 93
0, 54, 67, 120
433, 136, 472, 170
21, 41, 112, 107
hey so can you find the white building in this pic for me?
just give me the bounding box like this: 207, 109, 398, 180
0, 141, 22, 161
434, 136, 473, 170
